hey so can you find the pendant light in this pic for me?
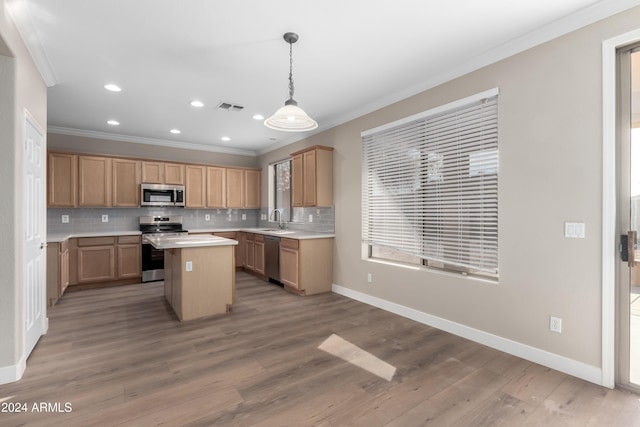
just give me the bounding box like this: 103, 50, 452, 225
264, 32, 318, 132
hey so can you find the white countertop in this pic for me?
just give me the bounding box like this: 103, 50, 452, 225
189, 227, 335, 240
146, 234, 238, 249
47, 230, 141, 243
47, 227, 334, 243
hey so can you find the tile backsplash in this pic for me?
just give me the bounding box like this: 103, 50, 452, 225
48, 206, 334, 234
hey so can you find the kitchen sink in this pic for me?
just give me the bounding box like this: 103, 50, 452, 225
258, 229, 296, 235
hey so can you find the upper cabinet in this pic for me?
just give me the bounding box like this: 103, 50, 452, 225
141, 161, 185, 185
78, 155, 112, 207
226, 168, 261, 209
185, 165, 206, 208
48, 151, 261, 210
48, 152, 77, 207
291, 145, 333, 207
112, 158, 140, 207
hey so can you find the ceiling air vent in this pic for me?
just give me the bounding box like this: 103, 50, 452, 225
216, 102, 244, 112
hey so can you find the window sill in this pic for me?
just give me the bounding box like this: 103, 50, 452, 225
364, 257, 498, 285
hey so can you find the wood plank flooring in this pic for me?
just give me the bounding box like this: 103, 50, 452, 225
2, 272, 640, 426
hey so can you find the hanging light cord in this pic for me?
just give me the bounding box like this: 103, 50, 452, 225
288, 41, 295, 101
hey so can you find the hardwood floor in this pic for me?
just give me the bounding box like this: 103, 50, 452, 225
2, 272, 640, 426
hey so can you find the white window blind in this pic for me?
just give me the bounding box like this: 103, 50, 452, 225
362, 89, 499, 275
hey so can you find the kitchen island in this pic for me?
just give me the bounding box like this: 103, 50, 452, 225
146, 234, 238, 321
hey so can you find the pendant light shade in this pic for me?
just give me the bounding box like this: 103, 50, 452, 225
264, 32, 318, 132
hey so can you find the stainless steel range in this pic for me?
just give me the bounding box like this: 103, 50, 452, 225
140, 216, 188, 282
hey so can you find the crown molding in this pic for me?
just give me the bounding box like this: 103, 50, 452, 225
258, 0, 640, 156
48, 127, 257, 157
7, 0, 58, 87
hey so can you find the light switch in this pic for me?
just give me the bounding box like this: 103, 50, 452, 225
185, 261, 192, 272
242, 214, 246, 220
564, 222, 585, 238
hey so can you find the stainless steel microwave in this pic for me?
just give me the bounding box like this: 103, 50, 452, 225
141, 183, 185, 207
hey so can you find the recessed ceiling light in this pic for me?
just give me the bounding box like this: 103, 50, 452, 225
221, 136, 231, 142
253, 114, 264, 120
190, 100, 204, 108
104, 84, 121, 92
170, 129, 181, 134
107, 120, 120, 126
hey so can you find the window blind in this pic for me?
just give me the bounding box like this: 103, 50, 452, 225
362, 90, 498, 275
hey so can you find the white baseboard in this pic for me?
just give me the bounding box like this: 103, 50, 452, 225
332, 283, 604, 387
0, 357, 26, 385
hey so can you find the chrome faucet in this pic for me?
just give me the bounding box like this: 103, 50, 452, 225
270, 209, 286, 229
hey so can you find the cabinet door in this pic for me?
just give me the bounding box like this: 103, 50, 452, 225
78, 156, 112, 207
112, 159, 140, 207
303, 150, 317, 206
236, 232, 246, 267
226, 168, 244, 208
60, 248, 69, 294
164, 163, 185, 185
207, 167, 226, 208
117, 244, 141, 279
254, 238, 265, 275
291, 154, 303, 207
185, 165, 206, 208
141, 161, 164, 184
245, 234, 255, 270
48, 152, 77, 207
280, 246, 299, 289
77, 245, 116, 283
244, 169, 261, 209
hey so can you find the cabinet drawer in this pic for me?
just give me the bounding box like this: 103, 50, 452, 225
255, 234, 264, 243
281, 238, 299, 250
77, 236, 116, 246
118, 235, 141, 244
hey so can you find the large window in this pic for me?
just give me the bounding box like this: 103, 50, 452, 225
271, 159, 293, 222
362, 89, 499, 279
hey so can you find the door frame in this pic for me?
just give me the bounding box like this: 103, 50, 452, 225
603, 28, 640, 389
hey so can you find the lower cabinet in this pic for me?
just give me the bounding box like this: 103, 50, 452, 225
70, 235, 141, 287
46, 239, 70, 306
213, 231, 242, 268
245, 233, 255, 270
254, 234, 265, 275
279, 237, 333, 295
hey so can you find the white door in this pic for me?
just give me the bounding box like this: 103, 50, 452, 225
24, 113, 46, 357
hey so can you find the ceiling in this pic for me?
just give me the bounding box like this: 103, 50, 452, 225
7, 0, 640, 156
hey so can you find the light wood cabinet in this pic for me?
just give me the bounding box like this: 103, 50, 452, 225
164, 163, 185, 185
244, 169, 261, 209
78, 156, 112, 207
112, 158, 140, 207
279, 237, 333, 295
48, 152, 77, 207
226, 168, 244, 208
185, 165, 206, 208
207, 167, 226, 208
245, 233, 255, 270
254, 234, 265, 275
214, 231, 241, 268
236, 232, 246, 267
117, 235, 141, 279
141, 161, 185, 185
291, 145, 333, 207
76, 237, 116, 283
46, 239, 70, 306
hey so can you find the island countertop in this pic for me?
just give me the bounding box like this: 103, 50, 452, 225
146, 234, 238, 250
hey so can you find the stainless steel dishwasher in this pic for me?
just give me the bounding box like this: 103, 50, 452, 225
264, 235, 281, 282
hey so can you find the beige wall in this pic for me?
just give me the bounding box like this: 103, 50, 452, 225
258, 7, 640, 371
0, 0, 47, 377
48, 133, 258, 168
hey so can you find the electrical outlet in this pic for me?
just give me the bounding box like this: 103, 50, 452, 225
367, 273, 372, 283
101, 214, 109, 223
309, 214, 313, 222
242, 214, 246, 221
185, 261, 193, 272
550, 316, 562, 333
61, 215, 69, 223
205, 214, 210, 221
